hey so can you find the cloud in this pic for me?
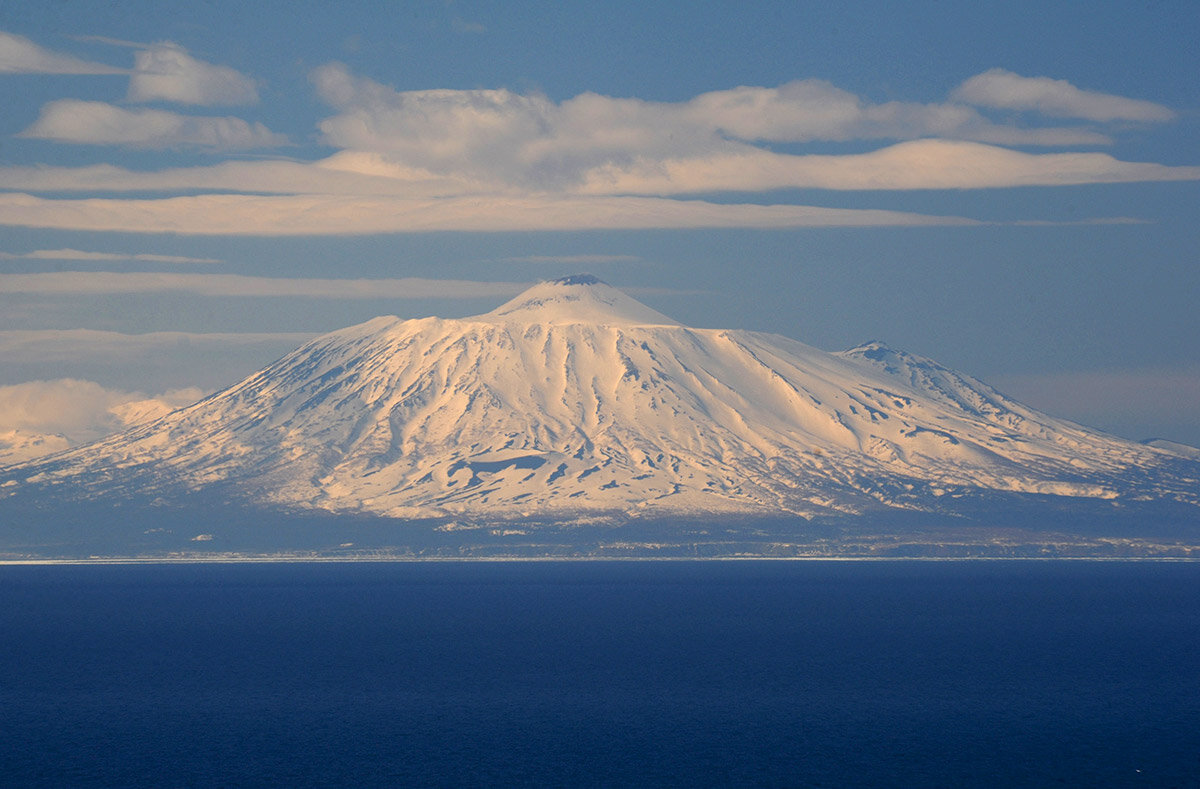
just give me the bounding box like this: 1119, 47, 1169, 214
0, 30, 123, 74
310, 65, 1191, 201
128, 42, 258, 105
0, 64, 1187, 218
2, 137, 1196, 204
0, 271, 529, 298
0, 378, 204, 465
0, 248, 221, 264
0, 192, 979, 234
0, 62, 1189, 234
311, 66, 568, 188
0, 156, 471, 196
0, 142, 1191, 235
576, 139, 1200, 194
310, 63, 1119, 193
19, 100, 287, 150
953, 69, 1175, 122
680, 81, 1110, 146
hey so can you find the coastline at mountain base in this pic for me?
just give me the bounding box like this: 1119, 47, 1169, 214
3, 490, 1198, 560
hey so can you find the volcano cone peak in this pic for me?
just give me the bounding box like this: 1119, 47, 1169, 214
551, 274, 605, 286
477, 274, 680, 326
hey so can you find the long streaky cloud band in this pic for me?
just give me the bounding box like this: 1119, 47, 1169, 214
0, 248, 221, 264
0, 193, 980, 235
580, 140, 1200, 194
4, 138, 1197, 198
0, 271, 528, 299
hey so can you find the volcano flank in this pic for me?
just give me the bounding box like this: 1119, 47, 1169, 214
3, 276, 1198, 558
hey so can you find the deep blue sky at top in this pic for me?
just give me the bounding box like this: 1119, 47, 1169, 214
0, 0, 1197, 444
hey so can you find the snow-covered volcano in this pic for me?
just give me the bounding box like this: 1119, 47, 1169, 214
4, 275, 1198, 524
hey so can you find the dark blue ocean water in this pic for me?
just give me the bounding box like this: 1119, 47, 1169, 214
2, 561, 1198, 787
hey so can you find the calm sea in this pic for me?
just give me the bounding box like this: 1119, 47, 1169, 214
2, 560, 1198, 787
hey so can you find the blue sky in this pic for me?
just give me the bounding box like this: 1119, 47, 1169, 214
1, 0, 1198, 450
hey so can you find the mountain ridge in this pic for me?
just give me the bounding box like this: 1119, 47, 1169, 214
2, 276, 1197, 556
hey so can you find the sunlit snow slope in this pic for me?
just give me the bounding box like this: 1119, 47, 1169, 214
5, 276, 1198, 520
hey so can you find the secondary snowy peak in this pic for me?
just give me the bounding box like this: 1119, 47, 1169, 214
837, 340, 1021, 419
477, 274, 680, 326
1143, 439, 1200, 460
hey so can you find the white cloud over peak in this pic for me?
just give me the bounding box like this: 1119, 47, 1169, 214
953, 69, 1175, 122
128, 42, 258, 105
20, 100, 287, 150
0, 30, 123, 74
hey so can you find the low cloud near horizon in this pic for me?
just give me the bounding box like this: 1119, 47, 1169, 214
0, 378, 205, 466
